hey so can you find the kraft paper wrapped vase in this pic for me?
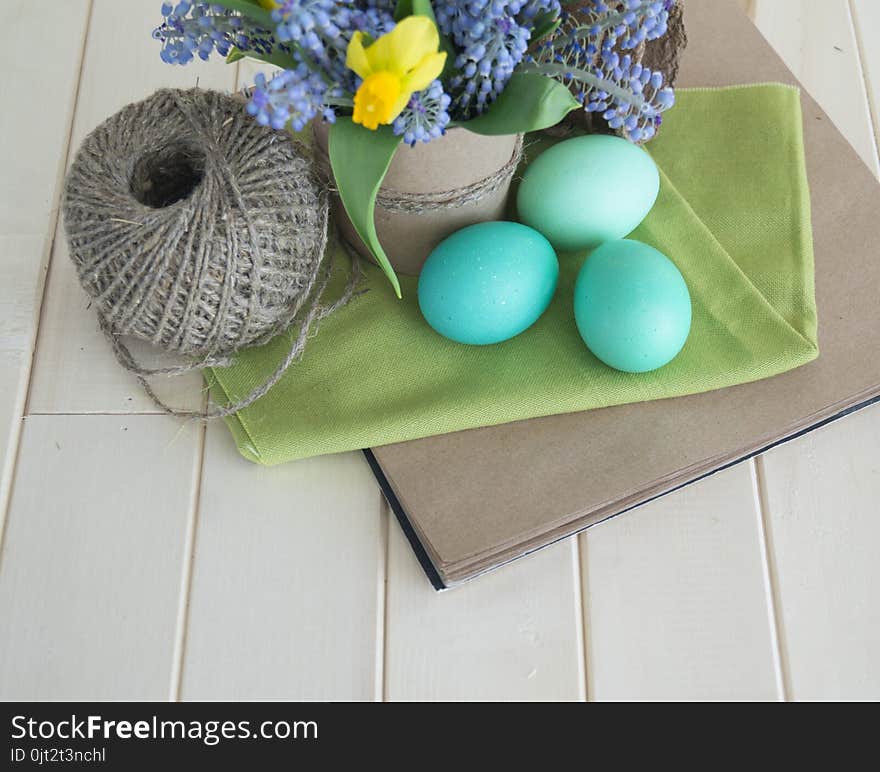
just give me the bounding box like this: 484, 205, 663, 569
314, 122, 522, 276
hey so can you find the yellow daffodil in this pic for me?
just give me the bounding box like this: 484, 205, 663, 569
257, 0, 282, 9
346, 16, 447, 131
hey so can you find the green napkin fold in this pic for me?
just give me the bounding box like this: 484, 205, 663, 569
209, 84, 818, 465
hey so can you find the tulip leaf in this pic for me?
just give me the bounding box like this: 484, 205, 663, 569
458, 73, 581, 135
329, 119, 403, 297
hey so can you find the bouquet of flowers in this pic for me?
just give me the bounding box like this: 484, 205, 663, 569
155, 0, 677, 295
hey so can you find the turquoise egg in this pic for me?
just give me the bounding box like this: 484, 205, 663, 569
418, 221, 559, 345
517, 134, 660, 251
574, 239, 691, 373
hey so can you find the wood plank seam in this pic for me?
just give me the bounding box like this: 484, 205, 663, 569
849, 0, 880, 154
20, 0, 95, 421
379, 500, 391, 702
846, 0, 880, 167
0, 0, 94, 567
168, 421, 208, 701
572, 537, 588, 702
752, 457, 794, 699
579, 535, 597, 701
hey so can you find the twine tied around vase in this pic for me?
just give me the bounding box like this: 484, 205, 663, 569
315, 132, 525, 215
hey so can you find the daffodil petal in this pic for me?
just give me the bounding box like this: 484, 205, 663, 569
390, 92, 412, 120
367, 15, 440, 75
401, 51, 447, 94
346, 31, 373, 79
353, 72, 404, 129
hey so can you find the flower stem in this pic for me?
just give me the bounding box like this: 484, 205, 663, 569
519, 61, 647, 111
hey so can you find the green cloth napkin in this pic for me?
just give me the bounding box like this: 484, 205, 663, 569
209, 84, 818, 465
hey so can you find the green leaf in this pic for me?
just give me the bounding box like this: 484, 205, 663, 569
214, 4, 299, 72
394, 0, 411, 19
436, 37, 457, 82
459, 73, 581, 135
239, 48, 299, 71
329, 119, 403, 298
530, 11, 562, 44
394, 0, 437, 23
226, 48, 246, 65
209, 0, 275, 28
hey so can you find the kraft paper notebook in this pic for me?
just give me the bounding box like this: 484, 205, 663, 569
366, 0, 880, 589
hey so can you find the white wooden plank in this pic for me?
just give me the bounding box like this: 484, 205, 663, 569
582, 464, 783, 701
0, 1, 89, 537
179, 427, 386, 701
757, 405, 880, 700
0, 415, 201, 700
28, 0, 238, 415
851, 0, 880, 150
751, 0, 880, 177
385, 529, 585, 702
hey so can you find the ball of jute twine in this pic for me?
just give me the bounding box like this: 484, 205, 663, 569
63, 88, 361, 419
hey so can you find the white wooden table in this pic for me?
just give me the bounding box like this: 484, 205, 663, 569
1, 0, 878, 702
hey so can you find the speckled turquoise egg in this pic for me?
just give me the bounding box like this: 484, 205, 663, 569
517, 135, 660, 251
418, 221, 559, 345
574, 239, 691, 373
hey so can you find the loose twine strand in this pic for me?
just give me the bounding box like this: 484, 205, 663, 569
101, 233, 365, 420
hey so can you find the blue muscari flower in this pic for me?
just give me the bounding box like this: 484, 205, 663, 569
587, 52, 673, 141
153, 2, 276, 64
434, 0, 561, 119
526, 1, 675, 142
392, 80, 452, 146
246, 67, 338, 132
578, 0, 672, 52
